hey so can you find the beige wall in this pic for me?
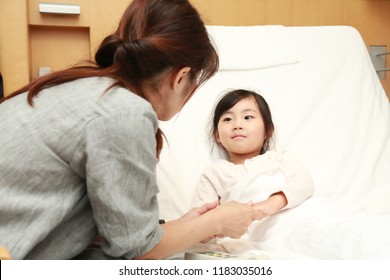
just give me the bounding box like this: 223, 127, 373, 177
0, 0, 30, 95
1, 0, 390, 99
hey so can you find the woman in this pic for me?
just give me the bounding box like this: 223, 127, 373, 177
0, 0, 261, 259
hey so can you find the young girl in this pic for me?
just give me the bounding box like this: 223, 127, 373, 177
192, 89, 315, 220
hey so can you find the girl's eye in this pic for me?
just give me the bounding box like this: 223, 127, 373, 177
244, 115, 254, 120
222, 117, 232, 122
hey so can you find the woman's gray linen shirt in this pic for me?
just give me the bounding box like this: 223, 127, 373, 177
0, 77, 163, 259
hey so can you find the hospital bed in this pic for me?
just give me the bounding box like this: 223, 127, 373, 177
156, 25, 390, 259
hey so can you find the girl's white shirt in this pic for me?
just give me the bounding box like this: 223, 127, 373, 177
192, 150, 314, 209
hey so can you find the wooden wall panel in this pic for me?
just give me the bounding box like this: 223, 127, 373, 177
28, 0, 91, 27
191, 0, 345, 26
344, 1, 390, 96
88, 0, 129, 55
0, 0, 127, 96
29, 26, 90, 80
0, 0, 30, 95
27, 0, 127, 78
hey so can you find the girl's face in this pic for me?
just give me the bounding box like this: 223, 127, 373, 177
215, 96, 266, 164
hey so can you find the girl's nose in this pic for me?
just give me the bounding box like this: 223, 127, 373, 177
233, 120, 243, 130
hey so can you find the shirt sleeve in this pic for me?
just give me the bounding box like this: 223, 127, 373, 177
279, 151, 315, 209
191, 166, 220, 208
84, 104, 163, 259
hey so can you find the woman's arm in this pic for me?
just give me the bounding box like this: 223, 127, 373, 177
135, 200, 263, 259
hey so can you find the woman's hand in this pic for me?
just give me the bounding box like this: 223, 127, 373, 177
179, 200, 221, 243
179, 200, 263, 242
213, 201, 263, 239
137, 200, 262, 259
179, 200, 219, 221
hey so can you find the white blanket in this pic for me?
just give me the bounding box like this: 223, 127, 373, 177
221, 171, 390, 259
218, 197, 390, 259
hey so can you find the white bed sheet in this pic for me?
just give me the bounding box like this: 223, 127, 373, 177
156, 25, 390, 259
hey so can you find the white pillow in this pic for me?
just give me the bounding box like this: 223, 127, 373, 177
206, 25, 299, 70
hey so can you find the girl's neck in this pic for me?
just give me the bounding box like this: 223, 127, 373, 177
228, 150, 263, 165
229, 155, 253, 165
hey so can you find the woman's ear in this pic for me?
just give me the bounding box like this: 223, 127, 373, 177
173, 67, 191, 92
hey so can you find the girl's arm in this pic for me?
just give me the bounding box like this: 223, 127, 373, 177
252, 151, 314, 216
252, 191, 287, 216
277, 151, 315, 209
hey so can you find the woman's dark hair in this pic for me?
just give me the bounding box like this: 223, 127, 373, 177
212, 89, 275, 155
